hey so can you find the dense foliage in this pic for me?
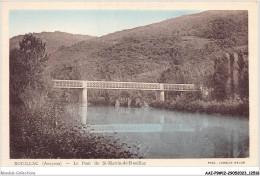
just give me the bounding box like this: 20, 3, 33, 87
48, 11, 247, 84
10, 34, 142, 158
10, 34, 49, 106
237, 51, 249, 99
150, 95, 249, 118
212, 54, 230, 100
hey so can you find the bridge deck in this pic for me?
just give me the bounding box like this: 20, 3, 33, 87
53, 80, 200, 91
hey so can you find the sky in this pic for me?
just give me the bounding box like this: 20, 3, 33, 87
9, 10, 201, 38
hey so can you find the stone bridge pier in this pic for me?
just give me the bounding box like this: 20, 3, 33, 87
156, 84, 165, 102
79, 88, 88, 105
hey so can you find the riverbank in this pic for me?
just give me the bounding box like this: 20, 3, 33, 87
10, 103, 142, 159
88, 96, 249, 118
150, 99, 249, 118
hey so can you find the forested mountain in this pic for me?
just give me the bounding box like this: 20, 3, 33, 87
10, 31, 95, 54
48, 10, 248, 86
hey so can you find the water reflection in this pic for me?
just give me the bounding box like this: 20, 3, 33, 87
76, 104, 249, 158
79, 105, 88, 124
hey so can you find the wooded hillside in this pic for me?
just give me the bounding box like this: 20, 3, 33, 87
48, 10, 248, 87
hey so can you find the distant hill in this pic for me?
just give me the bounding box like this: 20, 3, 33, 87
47, 11, 248, 84
10, 31, 95, 54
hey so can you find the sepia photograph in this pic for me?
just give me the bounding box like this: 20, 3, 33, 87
8, 9, 250, 159
1, 2, 259, 172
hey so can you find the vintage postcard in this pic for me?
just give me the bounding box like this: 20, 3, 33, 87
1, 1, 259, 173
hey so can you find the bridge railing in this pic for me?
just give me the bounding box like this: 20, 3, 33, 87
53, 80, 200, 91
85, 81, 160, 90
53, 80, 83, 88
163, 84, 198, 91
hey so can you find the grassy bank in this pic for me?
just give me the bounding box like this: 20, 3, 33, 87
150, 98, 249, 118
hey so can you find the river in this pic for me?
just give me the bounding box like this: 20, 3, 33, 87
66, 103, 249, 158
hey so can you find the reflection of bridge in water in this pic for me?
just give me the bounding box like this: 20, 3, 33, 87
64, 102, 248, 158
79, 105, 210, 133
88, 124, 200, 133
53, 80, 201, 103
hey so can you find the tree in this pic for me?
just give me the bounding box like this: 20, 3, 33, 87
10, 48, 25, 104
10, 34, 49, 108
212, 54, 230, 100
50, 62, 81, 80
237, 51, 249, 99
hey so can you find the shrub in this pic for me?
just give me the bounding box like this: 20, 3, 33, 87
149, 98, 248, 118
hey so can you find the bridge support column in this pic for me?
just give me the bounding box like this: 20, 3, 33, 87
156, 90, 165, 102
80, 88, 88, 105
156, 84, 165, 102
115, 99, 120, 106
127, 98, 132, 107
